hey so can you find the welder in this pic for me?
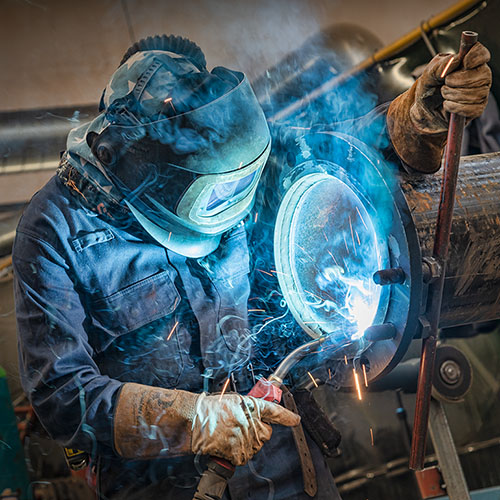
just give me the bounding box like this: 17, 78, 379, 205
13, 34, 491, 499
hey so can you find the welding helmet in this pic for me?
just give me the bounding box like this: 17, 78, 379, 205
86, 35, 271, 258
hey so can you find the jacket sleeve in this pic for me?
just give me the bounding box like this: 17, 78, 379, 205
13, 229, 123, 458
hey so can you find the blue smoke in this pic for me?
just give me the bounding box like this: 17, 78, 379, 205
245, 35, 399, 388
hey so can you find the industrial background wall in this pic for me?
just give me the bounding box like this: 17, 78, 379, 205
0, 0, 457, 112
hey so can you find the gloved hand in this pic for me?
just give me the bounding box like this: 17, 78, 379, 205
113, 383, 300, 465
387, 42, 492, 173
411, 42, 491, 133
191, 392, 300, 466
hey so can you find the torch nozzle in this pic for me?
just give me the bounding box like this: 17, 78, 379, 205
269, 336, 327, 384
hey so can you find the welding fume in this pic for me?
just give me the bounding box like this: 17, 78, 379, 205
11, 29, 491, 500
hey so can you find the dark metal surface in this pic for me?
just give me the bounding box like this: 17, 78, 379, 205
364, 324, 397, 342
368, 345, 472, 400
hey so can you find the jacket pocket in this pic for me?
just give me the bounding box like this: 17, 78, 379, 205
89, 269, 180, 352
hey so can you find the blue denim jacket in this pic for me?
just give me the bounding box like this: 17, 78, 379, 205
13, 171, 339, 499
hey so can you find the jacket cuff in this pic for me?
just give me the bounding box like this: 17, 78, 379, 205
387, 84, 447, 174
113, 382, 198, 459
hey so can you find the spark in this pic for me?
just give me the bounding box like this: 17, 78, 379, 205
163, 97, 176, 113
295, 243, 316, 262
343, 258, 351, 273
362, 364, 369, 387
271, 270, 291, 278
219, 378, 231, 401
257, 269, 273, 277
305, 289, 336, 305
370, 427, 374, 446
323, 230, 329, 242
327, 250, 339, 266
343, 233, 350, 254
355, 206, 369, 230
248, 309, 265, 313
355, 229, 361, 246
353, 369, 362, 400
96, 202, 106, 215
328, 368, 332, 380
440, 55, 455, 78
166, 321, 179, 341
254, 212, 259, 223
349, 215, 356, 247
344, 355, 348, 365
307, 372, 319, 388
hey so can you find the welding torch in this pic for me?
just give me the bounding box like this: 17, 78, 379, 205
192, 335, 327, 500
409, 30, 479, 471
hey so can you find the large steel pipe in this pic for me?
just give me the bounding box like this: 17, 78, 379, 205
402, 152, 500, 328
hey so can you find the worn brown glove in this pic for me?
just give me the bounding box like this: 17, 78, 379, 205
387, 42, 492, 173
113, 383, 300, 465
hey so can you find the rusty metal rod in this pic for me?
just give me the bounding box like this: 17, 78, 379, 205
409, 30, 478, 471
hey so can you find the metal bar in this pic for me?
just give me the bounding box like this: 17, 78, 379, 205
428, 399, 470, 500
0, 158, 60, 175
410, 31, 478, 470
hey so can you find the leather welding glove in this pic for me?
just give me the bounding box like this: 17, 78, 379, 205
387, 42, 491, 173
113, 383, 300, 465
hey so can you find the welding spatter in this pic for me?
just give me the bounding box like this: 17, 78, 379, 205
192, 335, 329, 500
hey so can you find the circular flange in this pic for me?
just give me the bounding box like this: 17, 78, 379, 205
273, 131, 423, 383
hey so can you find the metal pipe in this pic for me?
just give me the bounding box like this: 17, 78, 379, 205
373, 267, 406, 285
269, 0, 482, 122
401, 151, 500, 328
409, 31, 478, 471
0, 105, 97, 175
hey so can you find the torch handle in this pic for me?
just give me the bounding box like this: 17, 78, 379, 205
409, 30, 478, 471
192, 379, 282, 500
